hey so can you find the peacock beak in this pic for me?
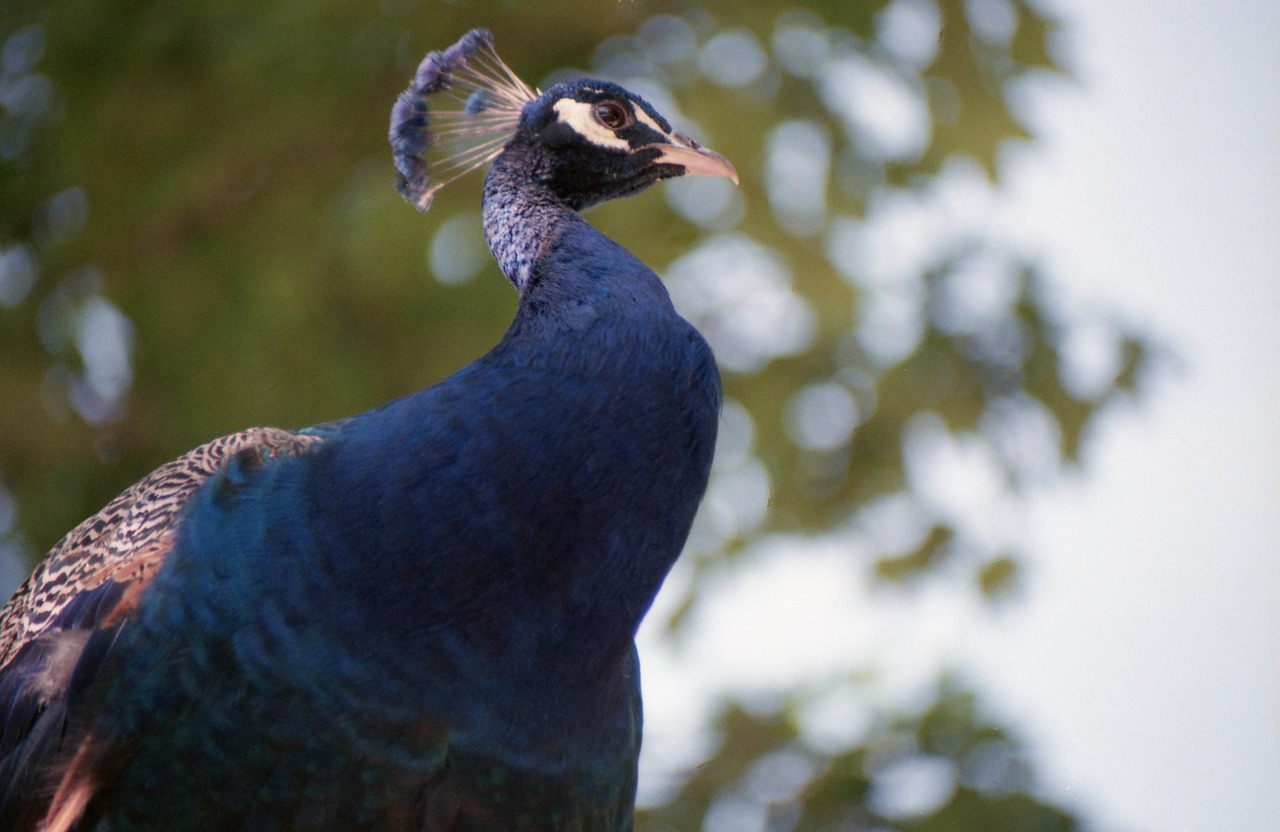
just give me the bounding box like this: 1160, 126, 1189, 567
653, 132, 739, 184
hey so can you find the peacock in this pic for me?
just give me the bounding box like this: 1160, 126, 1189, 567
0, 28, 736, 831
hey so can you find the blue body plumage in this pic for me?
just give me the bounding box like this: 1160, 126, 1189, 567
0, 29, 736, 831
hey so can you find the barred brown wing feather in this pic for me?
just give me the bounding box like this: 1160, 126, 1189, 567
0, 427, 327, 831
0, 427, 326, 671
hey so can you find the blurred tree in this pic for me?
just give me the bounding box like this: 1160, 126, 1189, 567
0, 0, 1157, 828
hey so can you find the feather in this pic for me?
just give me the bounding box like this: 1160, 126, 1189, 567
390, 28, 538, 213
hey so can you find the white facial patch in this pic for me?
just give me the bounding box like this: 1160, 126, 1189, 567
633, 107, 668, 136
552, 98, 632, 150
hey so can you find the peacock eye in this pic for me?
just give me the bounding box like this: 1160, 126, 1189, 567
594, 101, 630, 130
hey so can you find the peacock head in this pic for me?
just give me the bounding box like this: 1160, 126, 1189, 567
390, 29, 737, 213
512, 78, 736, 211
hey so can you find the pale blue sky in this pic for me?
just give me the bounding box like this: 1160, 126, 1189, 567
984, 2, 1280, 829
642, 3, 1280, 830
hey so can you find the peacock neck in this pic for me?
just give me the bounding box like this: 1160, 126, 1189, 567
482, 145, 586, 292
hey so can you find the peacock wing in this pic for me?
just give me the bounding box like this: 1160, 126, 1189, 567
0, 426, 328, 830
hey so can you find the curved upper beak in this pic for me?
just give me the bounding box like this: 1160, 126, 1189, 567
653, 132, 739, 185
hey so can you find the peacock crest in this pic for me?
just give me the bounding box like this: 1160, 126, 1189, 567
390, 28, 539, 212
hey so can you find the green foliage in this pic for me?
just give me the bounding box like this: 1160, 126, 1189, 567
641, 680, 1082, 831
0, 0, 1160, 827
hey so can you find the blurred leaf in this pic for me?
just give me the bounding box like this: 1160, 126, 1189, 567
876, 524, 955, 583
977, 554, 1019, 598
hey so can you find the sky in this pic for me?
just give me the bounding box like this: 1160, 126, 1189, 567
982, 2, 1280, 829
642, 2, 1279, 830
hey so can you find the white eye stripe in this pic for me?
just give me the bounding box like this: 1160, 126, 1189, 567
552, 99, 631, 150
633, 107, 667, 135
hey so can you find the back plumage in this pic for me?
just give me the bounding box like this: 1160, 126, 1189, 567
0, 28, 735, 831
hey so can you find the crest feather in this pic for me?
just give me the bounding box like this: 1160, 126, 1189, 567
390, 29, 539, 213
